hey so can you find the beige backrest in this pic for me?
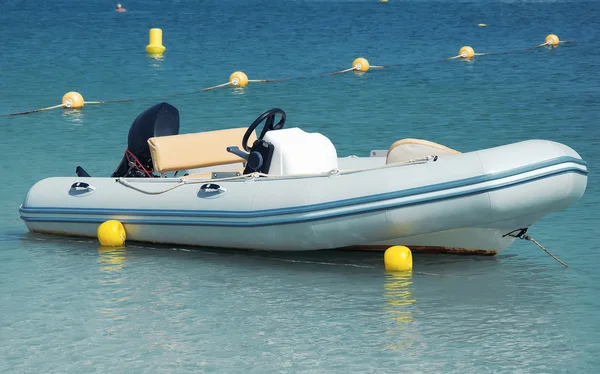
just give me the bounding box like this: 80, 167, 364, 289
148, 128, 256, 173
386, 138, 460, 164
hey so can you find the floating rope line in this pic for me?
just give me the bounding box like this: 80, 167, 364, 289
324, 57, 390, 76
1, 33, 571, 117
323, 67, 357, 76
1, 92, 129, 117
6, 104, 64, 116
200, 82, 232, 92
198, 72, 288, 92
446, 46, 487, 60
445, 35, 572, 60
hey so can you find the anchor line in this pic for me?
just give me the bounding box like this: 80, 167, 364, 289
504, 228, 569, 268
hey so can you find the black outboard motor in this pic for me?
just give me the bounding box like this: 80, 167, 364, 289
111, 102, 180, 177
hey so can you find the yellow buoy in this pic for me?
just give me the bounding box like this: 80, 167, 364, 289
97, 220, 126, 247
229, 71, 249, 87
545, 34, 560, 46
384, 246, 413, 271
62, 92, 84, 109
352, 57, 370, 72
478, 23, 487, 27
459, 46, 475, 59
146, 28, 166, 55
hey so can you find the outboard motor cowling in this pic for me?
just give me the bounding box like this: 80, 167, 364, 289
111, 102, 180, 177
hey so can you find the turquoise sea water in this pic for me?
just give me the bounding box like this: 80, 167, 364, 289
1, 0, 600, 372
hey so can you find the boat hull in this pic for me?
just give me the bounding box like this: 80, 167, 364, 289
20, 140, 588, 251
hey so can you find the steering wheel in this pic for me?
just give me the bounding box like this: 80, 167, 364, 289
242, 108, 286, 151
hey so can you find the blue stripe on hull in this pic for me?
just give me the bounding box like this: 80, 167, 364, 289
20, 157, 587, 219
21, 166, 588, 227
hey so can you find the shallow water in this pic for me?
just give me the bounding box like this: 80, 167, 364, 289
1, 0, 599, 372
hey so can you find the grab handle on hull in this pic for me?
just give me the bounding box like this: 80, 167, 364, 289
69, 181, 96, 196
71, 182, 94, 191
199, 183, 226, 193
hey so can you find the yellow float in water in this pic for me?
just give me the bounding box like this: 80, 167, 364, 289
146, 28, 166, 56
384, 246, 413, 271
229, 71, 249, 87
97, 220, 126, 247
352, 57, 370, 72
62, 92, 84, 109
459, 46, 475, 59
545, 34, 560, 46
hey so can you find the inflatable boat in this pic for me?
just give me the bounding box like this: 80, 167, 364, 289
19, 103, 588, 253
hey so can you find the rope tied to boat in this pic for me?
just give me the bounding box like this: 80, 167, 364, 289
504, 228, 569, 268
116, 155, 438, 194
116, 178, 186, 194
243, 168, 340, 180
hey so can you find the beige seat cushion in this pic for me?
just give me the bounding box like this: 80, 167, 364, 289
386, 138, 460, 164
148, 128, 256, 173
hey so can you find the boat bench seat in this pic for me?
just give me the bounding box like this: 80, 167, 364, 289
386, 138, 461, 164
147, 128, 256, 173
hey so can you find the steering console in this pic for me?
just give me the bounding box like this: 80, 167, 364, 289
227, 108, 286, 174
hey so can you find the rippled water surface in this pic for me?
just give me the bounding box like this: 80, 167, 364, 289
1, 0, 599, 372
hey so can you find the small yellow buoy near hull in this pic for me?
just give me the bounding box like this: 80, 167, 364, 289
97, 220, 126, 247
459, 46, 475, 59
229, 71, 249, 87
146, 28, 166, 56
545, 34, 560, 46
62, 91, 84, 109
352, 57, 370, 72
384, 246, 413, 272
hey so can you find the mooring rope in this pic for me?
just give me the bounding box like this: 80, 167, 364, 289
522, 234, 569, 268
504, 228, 569, 268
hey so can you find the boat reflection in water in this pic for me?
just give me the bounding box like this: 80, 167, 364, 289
384, 271, 418, 351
